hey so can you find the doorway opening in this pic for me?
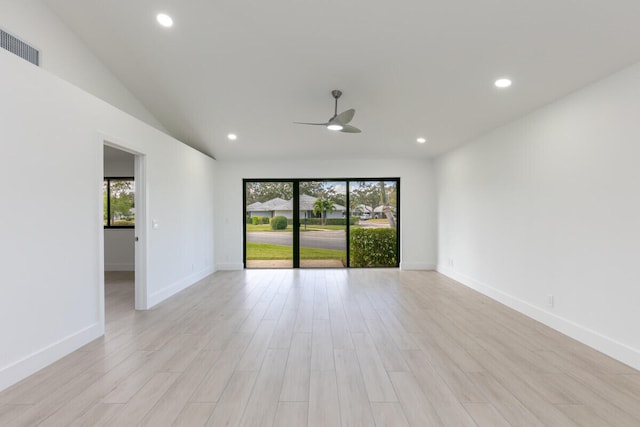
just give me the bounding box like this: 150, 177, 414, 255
243, 178, 399, 268
101, 141, 147, 335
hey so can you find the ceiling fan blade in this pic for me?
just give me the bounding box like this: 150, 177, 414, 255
294, 91, 359, 133
334, 108, 355, 125
293, 122, 329, 126
340, 124, 361, 133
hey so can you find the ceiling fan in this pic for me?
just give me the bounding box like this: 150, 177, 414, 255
294, 89, 362, 133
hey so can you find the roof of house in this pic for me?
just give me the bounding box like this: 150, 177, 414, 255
247, 194, 346, 212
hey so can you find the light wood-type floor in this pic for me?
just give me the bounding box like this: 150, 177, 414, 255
2, 269, 640, 426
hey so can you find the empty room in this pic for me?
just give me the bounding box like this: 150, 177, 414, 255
1, 0, 640, 426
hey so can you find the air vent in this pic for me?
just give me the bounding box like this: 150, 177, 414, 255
1, 29, 39, 66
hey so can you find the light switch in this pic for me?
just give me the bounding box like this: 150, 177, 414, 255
152, 220, 159, 229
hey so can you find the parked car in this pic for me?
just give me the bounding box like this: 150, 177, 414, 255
360, 212, 371, 220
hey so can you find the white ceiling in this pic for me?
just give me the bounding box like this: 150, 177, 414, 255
45, 0, 640, 161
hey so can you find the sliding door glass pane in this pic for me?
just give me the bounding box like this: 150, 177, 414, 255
349, 180, 398, 267
299, 181, 347, 268
245, 181, 294, 268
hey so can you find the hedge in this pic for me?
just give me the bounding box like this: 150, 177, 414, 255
350, 228, 397, 267
293, 217, 360, 226
270, 215, 288, 230
251, 216, 270, 225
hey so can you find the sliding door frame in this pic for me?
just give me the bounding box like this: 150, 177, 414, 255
243, 177, 400, 269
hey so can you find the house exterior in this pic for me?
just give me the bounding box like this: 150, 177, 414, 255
352, 203, 396, 219
247, 194, 346, 219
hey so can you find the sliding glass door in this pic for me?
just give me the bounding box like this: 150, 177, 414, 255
244, 181, 294, 268
299, 181, 347, 268
244, 178, 399, 269
349, 180, 398, 267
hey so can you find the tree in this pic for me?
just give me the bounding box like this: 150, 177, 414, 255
313, 198, 335, 225
350, 182, 379, 217
245, 182, 292, 204
299, 181, 325, 198
379, 181, 396, 229
349, 181, 396, 228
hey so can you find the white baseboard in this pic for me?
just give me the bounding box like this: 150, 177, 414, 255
0, 323, 102, 392
104, 263, 134, 271
147, 266, 216, 309
400, 262, 436, 270
216, 263, 244, 271
437, 265, 640, 371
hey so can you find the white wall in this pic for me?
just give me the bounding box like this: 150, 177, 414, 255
104, 148, 135, 271
215, 159, 437, 270
104, 148, 135, 176
436, 61, 640, 369
0, 49, 216, 391
104, 229, 135, 271
0, 0, 165, 131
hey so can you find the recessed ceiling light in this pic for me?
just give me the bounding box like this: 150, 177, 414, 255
494, 78, 512, 88
417, 137, 427, 144
227, 133, 238, 141
156, 13, 174, 28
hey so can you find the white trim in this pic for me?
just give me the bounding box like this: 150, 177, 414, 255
0, 323, 101, 392
133, 154, 148, 310
216, 263, 245, 271
400, 262, 435, 271
437, 265, 640, 371
96, 135, 106, 335
147, 267, 216, 308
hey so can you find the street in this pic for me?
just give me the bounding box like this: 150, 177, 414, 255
247, 230, 346, 251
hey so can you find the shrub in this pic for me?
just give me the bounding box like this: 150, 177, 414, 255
301, 218, 322, 225
270, 215, 288, 230
325, 217, 360, 226
249, 216, 271, 225
350, 228, 397, 267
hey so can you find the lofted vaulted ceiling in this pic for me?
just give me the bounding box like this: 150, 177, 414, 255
45, 0, 640, 160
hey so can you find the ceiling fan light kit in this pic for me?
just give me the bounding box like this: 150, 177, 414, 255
294, 89, 362, 133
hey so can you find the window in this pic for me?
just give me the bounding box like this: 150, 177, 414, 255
244, 178, 399, 268
104, 177, 135, 228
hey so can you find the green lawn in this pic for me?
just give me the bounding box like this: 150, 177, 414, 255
246, 242, 346, 260
246, 224, 289, 232
299, 224, 350, 231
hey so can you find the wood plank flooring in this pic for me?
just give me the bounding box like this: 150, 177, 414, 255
2, 269, 640, 426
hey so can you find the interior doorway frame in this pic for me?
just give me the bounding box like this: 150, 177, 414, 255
98, 134, 148, 334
